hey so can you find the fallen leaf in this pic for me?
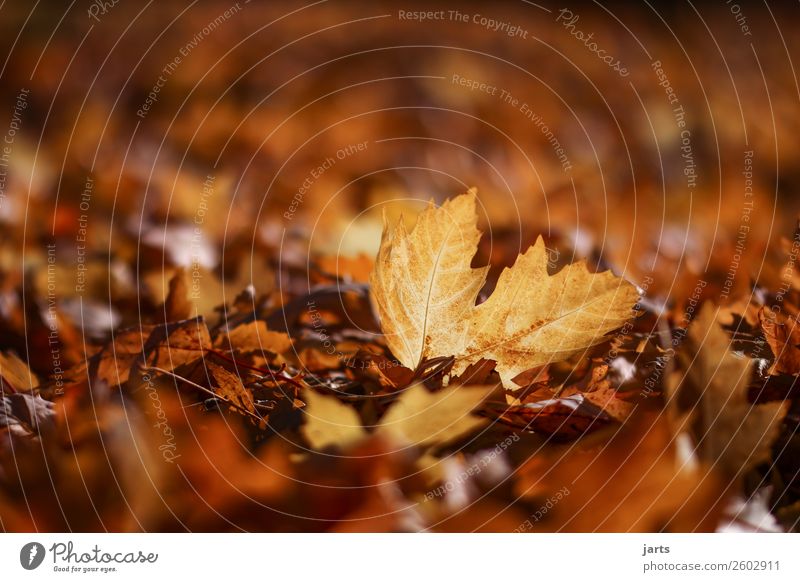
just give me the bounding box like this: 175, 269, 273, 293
301, 389, 365, 450
369, 190, 488, 371
668, 304, 788, 478
164, 267, 193, 321
95, 326, 154, 387
302, 384, 494, 451
376, 384, 493, 448
0, 351, 38, 392
370, 191, 639, 388
299, 348, 342, 372
205, 361, 258, 418
582, 384, 635, 423
143, 318, 211, 372
492, 394, 612, 440
759, 307, 800, 375
0, 392, 54, 438
453, 235, 640, 388
216, 320, 292, 356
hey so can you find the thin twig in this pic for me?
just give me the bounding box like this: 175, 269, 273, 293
142, 364, 264, 423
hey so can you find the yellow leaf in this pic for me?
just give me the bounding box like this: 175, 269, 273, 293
301, 389, 366, 450
369, 189, 488, 371
301, 384, 492, 451
454, 237, 639, 387
376, 384, 492, 447
370, 190, 639, 388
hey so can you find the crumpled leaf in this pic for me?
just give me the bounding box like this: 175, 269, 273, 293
215, 319, 292, 356
204, 361, 258, 418
370, 191, 639, 388
759, 307, 800, 375
492, 393, 612, 440
668, 304, 788, 478
95, 326, 154, 387
142, 317, 211, 372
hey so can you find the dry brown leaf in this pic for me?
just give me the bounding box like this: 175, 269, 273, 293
582, 384, 635, 423
669, 304, 788, 478
370, 190, 639, 389
205, 361, 258, 418
144, 318, 211, 372
164, 267, 193, 321
1, 392, 54, 438
95, 326, 154, 387
0, 351, 39, 392
298, 348, 342, 372
215, 320, 292, 356
759, 307, 800, 375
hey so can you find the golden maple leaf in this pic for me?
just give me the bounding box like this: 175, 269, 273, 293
370, 190, 640, 388
369, 190, 488, 371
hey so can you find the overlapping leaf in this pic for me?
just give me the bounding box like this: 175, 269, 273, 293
370, 191, 640, 388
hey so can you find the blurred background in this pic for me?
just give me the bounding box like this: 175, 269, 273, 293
0, 0, 798, 379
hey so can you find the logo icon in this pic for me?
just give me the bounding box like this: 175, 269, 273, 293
20, 542, 46, 570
